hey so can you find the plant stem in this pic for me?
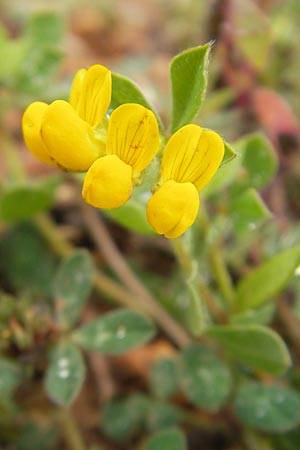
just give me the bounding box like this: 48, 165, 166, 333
34, 214, 138, 309
209, 245, 235, 312
172, 237, 226, 323
79, 200, 191, 348
172, 237, 193, 277
56, 409, 87, 450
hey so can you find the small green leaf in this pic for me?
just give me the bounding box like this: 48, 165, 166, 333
236, 246, 300, 311
53, 250, 94, 328
25, 11, 64, 45
0, 357, 22, 394
235, 383, 300, 433
181, 344, 232, 411
230, 188, 271, 234
233, 133, 278, 192
149, 357, 181, 399
0, 178, 59, 222
222, 141, 238, 166
207, 324, 291, 374
0, 223, 58, 298
110, 72, 163, 128
170, 43, 211, 133
146, 401, 183, 431
45, 342, 85, 406
101, 394, 149, 442
146, 428, 187, 450
73, 308, 156, 354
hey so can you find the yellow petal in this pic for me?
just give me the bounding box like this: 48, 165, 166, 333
69, 64, 111, 128
22, 101, 59, 167
106, 103, 160, 174
82, 155, 133, 209
146, 180, 199, 239
161, 124, 224, 191
41, 100, 104, 172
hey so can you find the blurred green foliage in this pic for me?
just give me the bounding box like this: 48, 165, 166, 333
1, 1, 300, 450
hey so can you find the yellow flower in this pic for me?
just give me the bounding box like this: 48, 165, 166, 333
82, 103, 160, 209
147, 124, 224, 238
22, 64, 111, 171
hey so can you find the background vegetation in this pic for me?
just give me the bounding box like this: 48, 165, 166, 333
1, 1, 300, 449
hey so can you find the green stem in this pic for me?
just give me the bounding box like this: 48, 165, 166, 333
209, 246, 235, 311
56, 409, 87, 450
172, 237, 193, 278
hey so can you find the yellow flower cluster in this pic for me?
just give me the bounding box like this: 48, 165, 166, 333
22, 64, 224, 239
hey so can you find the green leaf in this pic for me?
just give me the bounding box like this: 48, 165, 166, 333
146, 401, 183, 431
0, 178, 59, 222
207, 324, 291, 374
181, 344, 232, 411
222, 141, 238, 166
53, 250, 94, 329
170, 42, 211, 133
45, 342, 85, 406
236, 246, 300, 311
235, 383, 300, 433
0, 223, 58, 298
233, 133, 278, 192
104, 197, 155, 235
0, 29, 29, 80
25, 12, 64, 45
110, 72, 163, 129
146, 428, 187, 450
230, 303, 275, 326
229, 188, 271, 234
0, 357, 22, 394
101, 394, 149, 442
149, 357, 181, 399
73, 308, 156, 354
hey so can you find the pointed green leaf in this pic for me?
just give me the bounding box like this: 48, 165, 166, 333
53, 250, 94, 328
170, 43, 211, 133
181, 344, 232, 411
110, 72, 163, 129
45, 342, 85, 406
235, 383, 300, 433
236, 246, 300, 311
73, 308, 156, 354
207, 324, 291, 374
146, 428, 187, 450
